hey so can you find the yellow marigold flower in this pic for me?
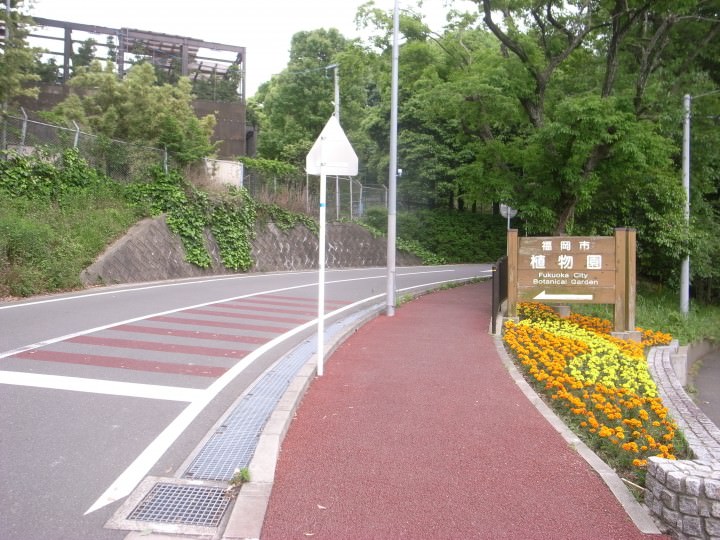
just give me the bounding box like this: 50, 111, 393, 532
622, 442, 639, 453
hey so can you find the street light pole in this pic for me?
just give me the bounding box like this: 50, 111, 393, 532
386, 0, 399, 317
326, 64, 341, 220
680, 89, 720, 315
681, 94, 691, 315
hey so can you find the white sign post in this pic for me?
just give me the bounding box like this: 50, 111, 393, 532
306, 115, 358, 376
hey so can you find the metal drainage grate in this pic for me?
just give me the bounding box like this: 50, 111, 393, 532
127, 483, 229, 527
183, 337, 314, 481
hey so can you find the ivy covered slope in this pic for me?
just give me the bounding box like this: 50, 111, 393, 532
126, 168, 259, 271
0, 150, 451, 298
0, 151, 265, 297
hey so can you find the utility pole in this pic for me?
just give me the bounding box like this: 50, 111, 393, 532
386, 0, 399, 316
680, 94, 690, 315
327, 64, 341, 219
680, 89, 720, 315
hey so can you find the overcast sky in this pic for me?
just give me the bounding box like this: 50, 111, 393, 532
28, 0, 478, 97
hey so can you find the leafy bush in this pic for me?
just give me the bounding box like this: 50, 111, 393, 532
126, 168, 259, 271
362, 208, 507, 263
0, 150, 139, 297
257, 202, 318, 233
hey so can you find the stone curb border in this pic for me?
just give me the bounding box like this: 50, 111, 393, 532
648, 343, 720, 462
491, 332, 663, 535
221, 306, 667, 539
127, 295, 691, 540
644, 343, 720, 539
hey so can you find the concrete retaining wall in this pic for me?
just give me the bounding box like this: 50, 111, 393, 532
80, 215, 421, 286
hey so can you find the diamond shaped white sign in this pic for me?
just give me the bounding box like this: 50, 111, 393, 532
306, 115, 358, 176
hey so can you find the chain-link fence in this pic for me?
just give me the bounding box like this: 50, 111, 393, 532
1, 110, 390, 218
1, 110, 171, 182
243, 172, 388, 219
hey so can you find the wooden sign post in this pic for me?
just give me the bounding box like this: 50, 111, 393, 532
507, 228, 636, 333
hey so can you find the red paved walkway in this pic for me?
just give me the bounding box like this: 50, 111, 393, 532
261, 282, 668, 539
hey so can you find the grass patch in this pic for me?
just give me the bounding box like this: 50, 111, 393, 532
0, 184, 140, 298
572, 281, 720, 345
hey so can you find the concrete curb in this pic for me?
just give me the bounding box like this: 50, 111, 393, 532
492, 334, 663, 535
221, 305, 384, 540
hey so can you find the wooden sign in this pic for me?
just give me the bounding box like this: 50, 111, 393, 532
507, 228, 636, 332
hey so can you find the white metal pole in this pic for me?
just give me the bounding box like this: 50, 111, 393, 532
334, 65, 340, 122
317, 168, 327, 376
333, 66, 341, 222
386, 0, 400, 317
349, 177, 353, 219
680, 94, 691, 315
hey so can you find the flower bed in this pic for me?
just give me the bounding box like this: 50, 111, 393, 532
503, 302, 689, 485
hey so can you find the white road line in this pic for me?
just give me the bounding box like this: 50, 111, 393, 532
0, 371, 202, 402
0, 282, 319, 360
84, 291, 393, 515
0, 271, 303, 310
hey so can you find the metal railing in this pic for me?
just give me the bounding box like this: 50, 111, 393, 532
492, 255, 508, 334
242, 171, 389, 219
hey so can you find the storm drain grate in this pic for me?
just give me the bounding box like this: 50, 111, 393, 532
127, 483, 229, 527
183, 337, 315, 481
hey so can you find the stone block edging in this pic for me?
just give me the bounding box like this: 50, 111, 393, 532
645, 343, 720, 539
647, 343, 720, 462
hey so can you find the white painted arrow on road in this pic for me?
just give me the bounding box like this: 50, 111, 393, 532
533, 290, 594, 301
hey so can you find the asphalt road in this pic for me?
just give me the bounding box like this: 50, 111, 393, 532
0, 264, 490, 540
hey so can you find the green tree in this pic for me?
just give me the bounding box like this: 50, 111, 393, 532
45, 61, 217, 165
105, 35, 117, 63
192, 64, 242, 102
34, 56, 59, 84
72, 38, 96, 75
255, 28, 361, 168
0, 1, 39, 108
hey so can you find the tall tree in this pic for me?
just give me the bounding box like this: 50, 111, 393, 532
72, 38, 96, 75
0, 0, 39, 109
45, 61, 216, 165
472, 0, 718, 233
256, 28, 358, 168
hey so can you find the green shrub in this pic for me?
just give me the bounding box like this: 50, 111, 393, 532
0, 151, 140, 297
362, 208, 507, 263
